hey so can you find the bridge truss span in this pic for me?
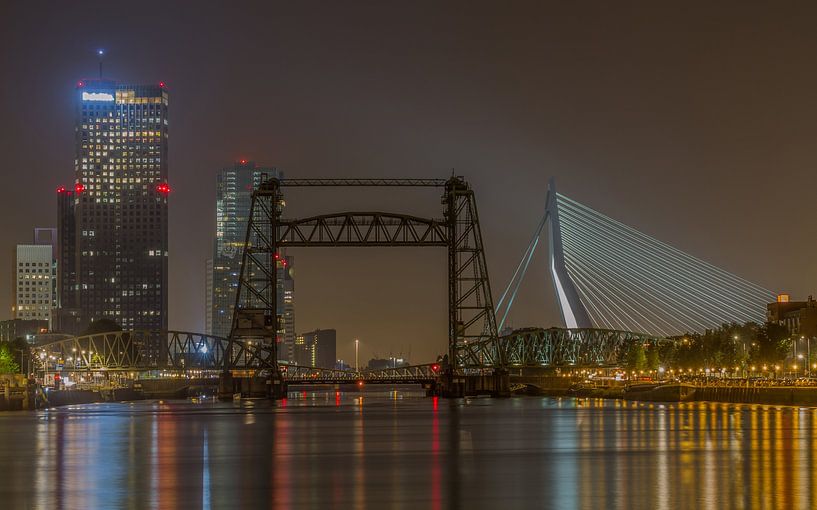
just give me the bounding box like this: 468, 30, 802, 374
277, 212, 448, 246
282, 363, 440, 384
32, 330, 441, 384
458, 327, 665, 369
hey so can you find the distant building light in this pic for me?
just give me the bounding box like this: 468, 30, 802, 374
777, 294, 790, 303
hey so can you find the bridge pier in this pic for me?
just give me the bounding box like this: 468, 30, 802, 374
218, 371, 234, 401
219, 371, 288, 400
267, 372, 287, 400
438, 370, 510, 398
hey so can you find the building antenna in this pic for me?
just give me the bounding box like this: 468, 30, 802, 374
97, 49, 105, 79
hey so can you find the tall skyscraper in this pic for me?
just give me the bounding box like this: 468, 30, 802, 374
57, 78, 169, 332
205, 258, 214, 335
55, 188, 81, 333
208, 160, 295, 360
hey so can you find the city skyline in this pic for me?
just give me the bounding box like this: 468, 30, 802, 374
2, 2, 817, 363
3, 5, 817, 508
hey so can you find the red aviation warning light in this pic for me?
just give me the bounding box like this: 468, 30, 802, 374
156, 182, 171, 194
431, 364, 441, 373
56, 186, 66, 194
239, 159, 248, 165
77, 81, 84, 88
74, 183, 85, 194
159, 81, 166, 88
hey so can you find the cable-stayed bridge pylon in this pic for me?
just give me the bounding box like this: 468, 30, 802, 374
496, 178, 775, 337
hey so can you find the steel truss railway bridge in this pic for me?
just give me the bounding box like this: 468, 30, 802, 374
34, 176, 770, 397
33, 327, 662, 383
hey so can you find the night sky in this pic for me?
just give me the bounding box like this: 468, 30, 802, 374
2, 1, 816, 364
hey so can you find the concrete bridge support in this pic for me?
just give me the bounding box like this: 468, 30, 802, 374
438, 370, 510, 398
218, 371, 288, 400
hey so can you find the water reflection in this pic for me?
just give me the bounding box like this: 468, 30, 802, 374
1, 393, 816, 509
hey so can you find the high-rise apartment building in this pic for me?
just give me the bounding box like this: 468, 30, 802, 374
13, 244, 55, 325
55, 188, 81, 333
57, 78, 169, 332
205, 258, 214, 335
208, 161, 295, 360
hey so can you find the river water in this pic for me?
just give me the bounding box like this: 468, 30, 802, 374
0, 388, 815, 509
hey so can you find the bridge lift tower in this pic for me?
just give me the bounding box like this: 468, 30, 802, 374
220, 176, 499, 399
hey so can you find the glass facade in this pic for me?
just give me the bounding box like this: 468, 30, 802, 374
60, 79, 169, 331
208, 161, 295, 360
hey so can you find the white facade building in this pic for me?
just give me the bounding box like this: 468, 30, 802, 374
13, 245, 56, 326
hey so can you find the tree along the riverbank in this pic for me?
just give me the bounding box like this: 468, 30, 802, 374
655, 322, 793, 370
0, 341, 23, 374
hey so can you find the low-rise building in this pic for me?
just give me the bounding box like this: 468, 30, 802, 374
367, 357, 409, 370
767, 294, 817, 337
0, 319, 49, 344
294, 329, 336, 368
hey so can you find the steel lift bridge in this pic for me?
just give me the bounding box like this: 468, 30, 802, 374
219, 176, 498, 397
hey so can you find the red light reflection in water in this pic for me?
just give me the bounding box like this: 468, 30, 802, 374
272, 408, 292, 507
431, 396, 441, 510
335, 391, 341, 407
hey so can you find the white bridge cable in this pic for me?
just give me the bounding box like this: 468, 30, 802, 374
557, 194, 773, 302
559, 231, 768, 330
558, 212, 771, 326
560, 237, 716, 334
558, 212, 765, 325
560, 221, 764, 331
554, 193, 772, 335
495, 203, 550, 331
561, 230, 727, 333
562, 249, 677, 334
565, 195, 772, 304
559, 269, 617, 331
498, 237, 540, 331
557, 203, 773, 315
